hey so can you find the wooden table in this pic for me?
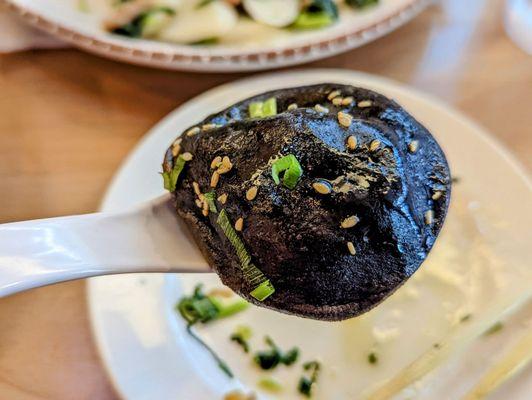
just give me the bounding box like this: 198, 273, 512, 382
0, 1, 530, 398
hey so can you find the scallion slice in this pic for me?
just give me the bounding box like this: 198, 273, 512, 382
271, 154, 303, 189
250, 280, 275, 301
217, 210, 275, 301
248, 97, 277, 118
162, 154, 187, 192
204, 191, 218, 213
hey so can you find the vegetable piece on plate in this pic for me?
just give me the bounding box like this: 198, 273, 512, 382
293, 0, 339, 30
163, 83, 451, 321
242, 0, 301, 28
346, 0, 380, 9
157, 0, 238, 44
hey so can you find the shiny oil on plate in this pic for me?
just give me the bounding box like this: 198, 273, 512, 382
87, 70, 531, 400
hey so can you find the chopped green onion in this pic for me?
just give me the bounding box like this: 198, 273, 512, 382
484, 321, 504, 336
298, 360, 321, 397
250, 280, 275, 301
346, 0, 379, 9
271, 154, 303, 189
257, 377, 283, 393
368, 352, 378, 364
112, 7, 175, 38
293, 11, 334, 29
230, 325, 252, 353
217, 210, 275, 301
248, 98, 277, 118
254, 336, 299, 370
162, 154, 187, 192
209, 296, 249, 318
190, 37, 219, 46
204, 191, 218, 213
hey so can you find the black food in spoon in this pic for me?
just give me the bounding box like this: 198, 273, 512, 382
162, 84, 451, 321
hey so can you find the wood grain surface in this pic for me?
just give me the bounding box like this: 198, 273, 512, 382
0, 0, 530, 398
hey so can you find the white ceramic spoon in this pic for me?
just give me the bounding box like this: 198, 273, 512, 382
0, 194, 210, 298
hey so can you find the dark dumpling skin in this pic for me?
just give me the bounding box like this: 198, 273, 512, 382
163, 84, 451, 321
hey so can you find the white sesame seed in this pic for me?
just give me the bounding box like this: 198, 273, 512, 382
202, 123, 219, 131
312, 181, 332, 194
341, 215, 360, 229
314, 104, 329, 113
217, 193, 228, 204
246, 186, 258, 201
217, 156, 233, 174
210, 156, 222, 169
338, 111, 353, 128
195, 199, 202, 208
425, 210, 434, 225
332, 97, 343, 106
342, 97, 354, 105
172, 138, 182, 146
202, 208, 209, 217
408, 140, 419, 153
432, 191, 443, 200
181, 152, 193, 161
347, 135, 358, 150
171, 143, 181, 157
185, 127, 200, 137
347, 241, 356, 255
287, 103, 298, 111
358, 100, 373, 108
210, 171, 220, 187
235, 217, 244, 232
192, 181, 201, 196
369, 140, 381, 152
328, 90, 341, 100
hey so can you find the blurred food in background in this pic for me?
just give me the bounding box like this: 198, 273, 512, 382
92, 0, 380, 45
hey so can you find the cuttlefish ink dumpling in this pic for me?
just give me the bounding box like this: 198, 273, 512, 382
162, 84, 451, 321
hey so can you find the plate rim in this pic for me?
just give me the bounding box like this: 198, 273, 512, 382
1, 0, 432, 71
87, 69, 531, 400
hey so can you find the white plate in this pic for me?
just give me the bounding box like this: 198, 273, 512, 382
2, 0, 431, 71
87, 69, 531, 400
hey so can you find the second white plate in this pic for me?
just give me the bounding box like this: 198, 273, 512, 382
87, 69, 531, 400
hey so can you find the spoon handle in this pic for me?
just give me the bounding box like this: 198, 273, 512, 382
0, 194, 210, 297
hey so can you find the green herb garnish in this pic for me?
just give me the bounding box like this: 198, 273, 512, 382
204, 191, 218, 213
176, 284, 249, 377
271, 154, 303, 189
162, 153, 187, 192
248, 97, 277, 118
217, 210, 275, 301
254, 336, 299, 370
230, 325, 252, 353
293, 0, 338, 30
257, 377, 283, 393
112, 7, 175, 38
484, 321, 504, 336
345, 0, 379, 9
190, 37, 219, 46
298, 360, 321, 397
368, 352, 378, 364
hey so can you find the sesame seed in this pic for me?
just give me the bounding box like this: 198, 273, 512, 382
358, 100, 373, 108
192, 181, 201, 196
210, 171, 220, 187
172, 138, 182, 146
235, 217, 244, 232
347, 135, 358, 150
287, 103, 298, 111
327, 90, 341, 100
341, 215, 360, 229
185, 127, 200, 137
408, 140, 419, 153
202, 200, 209, 214
171, 143, 181, 157
195, 199, 202, 208
332, 97, 343, 106
202, 208, 209, 217
338, 111, 353, 128
202, 123, 218, 131
217, 193, 228, 204
210, 156, 222, 169
181, 152, 193, 161
342, 97, 354, 105
312, 180, 332, 195
425, 210, 434, 225
246, 186, 258, 201
369, 140, 381, 152
217, 156, 233, 174
314, 104, 329, 113
347, 241, 356, 255
432, 191, 443, 200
